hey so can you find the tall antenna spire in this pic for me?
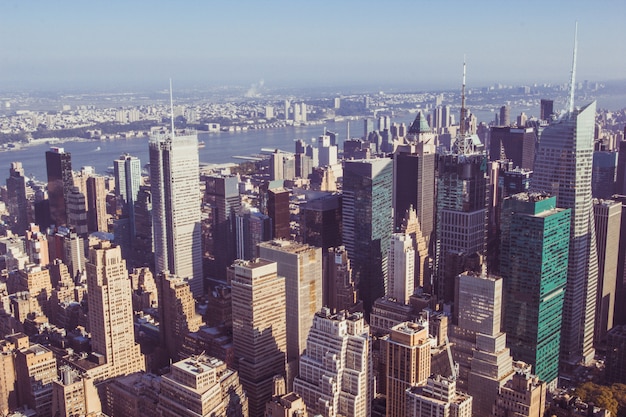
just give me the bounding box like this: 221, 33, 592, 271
567, 22, 578, 114
460, 56, 467, 136
346, 121, 350, 141
169, 78, 176, 139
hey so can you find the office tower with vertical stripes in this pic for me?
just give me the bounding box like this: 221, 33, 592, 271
532, 101, 598, 366
500, 193, 570, 387
86, 242, 145, 379
257, 240, 323, 390
342, 158, 393, 314
149, 130, 203, 297
593, 199, 621, 344
231, 258, 287, 417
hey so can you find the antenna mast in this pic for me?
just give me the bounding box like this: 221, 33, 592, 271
169, 78, 176, 138
460, 57, 467, 137
567, 22, 578, 114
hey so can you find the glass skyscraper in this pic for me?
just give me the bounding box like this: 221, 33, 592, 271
342, 158, 393, 314
149, 130, 203, 297
500, 193, 570, 388
532, 101, 598, 366
435, 134, 489, 303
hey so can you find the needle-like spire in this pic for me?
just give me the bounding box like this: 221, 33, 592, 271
170, 78, 175, 138
567, 22, 578, 114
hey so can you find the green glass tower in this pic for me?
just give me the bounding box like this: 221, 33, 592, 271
500, 193, 570, 388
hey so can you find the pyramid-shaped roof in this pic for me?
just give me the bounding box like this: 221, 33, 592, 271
408, 111, 431, 134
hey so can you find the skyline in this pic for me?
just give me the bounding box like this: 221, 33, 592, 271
1, 1, 626, 92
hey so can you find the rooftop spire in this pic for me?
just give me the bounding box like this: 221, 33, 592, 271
567, 22, 578, 114
169, 78, 175, 139
460, 56, 467, 136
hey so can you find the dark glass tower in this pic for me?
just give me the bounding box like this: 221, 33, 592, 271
489, 126, 536, 171
45, 147, 73, 227
435, 134, 489, 304
204, 174, 241, 279
342, 158, 393, 314
6, 162, 29, 234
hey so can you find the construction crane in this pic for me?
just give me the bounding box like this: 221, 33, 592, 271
445, 335, 458, 380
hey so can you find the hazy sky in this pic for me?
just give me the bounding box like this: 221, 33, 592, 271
1, 0, 625, 92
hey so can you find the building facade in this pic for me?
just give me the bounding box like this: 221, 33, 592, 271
150, 131, 203, 296
294, 309, 372, 417
532, 101, 598, 365
500, 193, 570, 387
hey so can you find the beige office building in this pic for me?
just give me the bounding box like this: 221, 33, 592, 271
51, 366, 101, 417
406, 375, 472, 417
593, 199, 621, 344
232, 258, 287, 417
157, 271, 202, 361
257, 240, 322, 388
15, 342, 57, 417
493, 365, 547, 417
294, 308, 372, 417
157, 356, 247, 417
383, 321, 431, 417
86, 241, 145, 380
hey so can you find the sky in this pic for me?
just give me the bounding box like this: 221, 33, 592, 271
1, 0, 625, 92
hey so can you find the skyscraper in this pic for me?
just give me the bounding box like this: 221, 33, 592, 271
456, 272, 515, 416
204, 174, 240, 279
86, 176, 108, 233
114, 154, 141, 234
592, 150, 618, 199
500, 193, 570, 387
540, 99, 554, 121
6, 162, 29, 235
593, 199, 621, 344
156, 272, 202, 362
435, 135, 489, 304
257, 240, 323, 389
532, 101, 598, 365
301, 193, 342, 251
324, 246, 359, 313
86, 241, 145, 379
384, 321, 431, 417
393, 136, 436, 245
231, 258, 287, 417
489, 126, 536, 171
387, 233, 415, 304
342, 158, 393, 314
114, 154, 141, 215
66, 186, 88, 236
294, 308, 373, 417
499, 105, 510, 127
46, 147, 73, 227
267, 187, 290, 240
149, 130, 203, 296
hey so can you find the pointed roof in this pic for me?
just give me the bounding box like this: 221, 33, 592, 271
408, 111, 431, 134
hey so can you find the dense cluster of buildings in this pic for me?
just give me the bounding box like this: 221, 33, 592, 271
0, 67, 625, 417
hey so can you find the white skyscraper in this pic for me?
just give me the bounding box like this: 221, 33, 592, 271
387, 233, 415, 304
149, 130, 203, 296
294, 308, 373, 417
533, 102, 598, 366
